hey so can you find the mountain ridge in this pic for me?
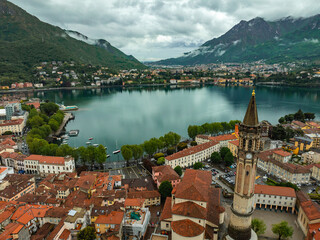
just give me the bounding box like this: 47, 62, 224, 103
0, 0, 145, 82
156, 14, 320, 65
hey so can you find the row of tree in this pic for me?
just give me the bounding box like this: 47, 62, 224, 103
271, 125, 304, 141
252, 218, 293, 239
211, 147, 234, 167
121, 131, 181, 165
187, 120, 241, 139
278, 109, 315, 124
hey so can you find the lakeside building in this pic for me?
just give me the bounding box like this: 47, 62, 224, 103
257, 149, 310, 184
24, 155, 75, 176
254, 185, 296, 213
152, 165, 181, 188
302, 151, 320, 164
165, 141, 220, 169
160, 169, 225, 240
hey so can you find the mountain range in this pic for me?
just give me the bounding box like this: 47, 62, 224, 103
0, 0, 145, 81
156, 15, 320, 65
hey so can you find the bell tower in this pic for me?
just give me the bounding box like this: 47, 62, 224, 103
225, 90, 261, 240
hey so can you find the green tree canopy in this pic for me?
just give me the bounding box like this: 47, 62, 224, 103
272, 221, 294, 240
40, 102, 59, 116
143, 139, 158, 156
187, 125, 198, 139
220, 147, 231, 159
174, 166, 182, 176
95, 144, 107, 167
225, 152, 234, 167
211, 152, 222, 164
190, 141, 197, 146
159, 181, 173, 198
77, 226, 96, 240
252, 218, 267, 236
131, 144, 143, 160
294, 109, 305, 122
177, 142, 188, 151
193, 162, 204, 169
157, 157, 165, 165
121, 145, 133, 164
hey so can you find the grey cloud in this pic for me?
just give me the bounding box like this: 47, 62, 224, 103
9, 0, 320, 61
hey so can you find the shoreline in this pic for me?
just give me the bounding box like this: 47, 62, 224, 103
0, 82, 318, 95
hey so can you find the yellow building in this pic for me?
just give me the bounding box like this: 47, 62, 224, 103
228, 140, 239, 158
95, 211, 124, 236
298, 200, 320, 236
294, 137, 313, 153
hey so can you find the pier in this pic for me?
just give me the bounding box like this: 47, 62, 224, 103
54, 113, 75, 136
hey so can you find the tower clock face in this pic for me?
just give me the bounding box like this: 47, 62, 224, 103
246, 153, 252, 159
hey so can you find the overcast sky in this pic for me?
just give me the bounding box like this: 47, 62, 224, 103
10, 0, 320, 61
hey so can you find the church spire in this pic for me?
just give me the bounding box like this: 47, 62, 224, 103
243, 89, 259, 127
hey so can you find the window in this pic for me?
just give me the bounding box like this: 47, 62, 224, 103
166, 223, 169, 227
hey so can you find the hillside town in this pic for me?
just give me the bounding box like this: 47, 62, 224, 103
0, 91, 318, 239
0, 61, 320, 91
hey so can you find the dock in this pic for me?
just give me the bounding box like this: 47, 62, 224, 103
54, 113, 75, 136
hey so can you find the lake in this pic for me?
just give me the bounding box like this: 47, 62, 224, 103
33, 85, 320, 161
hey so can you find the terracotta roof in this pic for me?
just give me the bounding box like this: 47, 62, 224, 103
195, 135, 210, 140
228, 140, 239, 146
171, 219, 205, 237
0, 152, 25, 160
0, 209, 14, 223
25, 155, 65, 165
292, 120, 307, 128
124, 198, 145, 208
1, 138, 16, 146
307, 121, 320, 128
269, 159, 310, 174
127, 190, 160, 199
46, 218, 65, 240
0, 119, 23, 127
166, 141, 219, 161
172, 201, 207, 219
76, 174, 96, 191
0, 223, 24, 239
174, 169, 212, 202
296, 190, 310, 203
273, 149, 292, 157
301, 201, 320, 221
160, 197, 172, 221
95, 211, 124, 225
152, 165, 181, 182
255, 185, 296, 198
26, 102, 41, 109
59, 229, 71, 240
11, 205, 51, 225
308, 222, 320, 240
209, 134, 237, 142
0, 174, 35, 199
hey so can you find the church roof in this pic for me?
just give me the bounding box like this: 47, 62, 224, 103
243, 90, 259, 127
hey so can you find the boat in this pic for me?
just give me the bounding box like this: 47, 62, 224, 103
89, 137, 93, 141
86, 142, 91, 145
64, 137, 69, 140
93, 144, 99, 147
59, 104, 79, 112
107, 154, 110, 158
68, 130, 79, 137
113, 150, 120, 154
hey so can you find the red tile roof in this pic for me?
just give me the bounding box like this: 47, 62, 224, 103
152, 165, 180, 182
124, 198, 145, 208
25, 155, 65, 165
127, 190, 160, 199
301, 201, 320, 221
58, 229, 71, 240
1, 138, 16, 146
0, 223, 24, 239
209, 134, 237, 142
228, 140, 239, 146
0, 119, 23, 127
273, 149, 292, 157
171, 219, 205, 237
160, 197, 172, 221
95, 211, 124, 225
26, 102, 41, 109
166, 141, 219, 161
254, 185, 296, 198
172, 201, 207, 219
308, 222, 320, 240
292, 120, 307, 128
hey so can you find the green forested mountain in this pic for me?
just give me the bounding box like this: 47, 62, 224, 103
156, 15, 320, 65
0, 1, 145, 82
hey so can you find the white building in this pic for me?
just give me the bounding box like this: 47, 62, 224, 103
0, 119, 26, 135
24, 155, 75, 176
302, 151, 320, 164
165, 141, 220, 169
254, 185, 296, 213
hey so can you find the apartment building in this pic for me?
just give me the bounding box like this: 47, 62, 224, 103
165, 141, 219, 169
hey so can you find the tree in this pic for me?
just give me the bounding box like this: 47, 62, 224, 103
174, 166, 182, 176
167, 147, 176, 155
220, 147, 231, 159
121, 145, 133, 166
95, 144, 107, 168
40, 102, 59, 116
294, 109, 305, 122
304, 112, 315, 121
188, 125, 198, 139
157, 157, 165, 165
177, 142, 187, 151
143, 139, 158, 156
278, 117, 285, 124
79, 146, 89, 166
225, 152, 234, 167
190, 141, 197, 146
272, 221, 293, 240
154, 153, 164, 160
211, 152, 222, 164
48, 118, 59, 132
131, 144, 143, 161
252, 218, 266, 236
28, 115, 45, 128
284, 114, 294, 123
159, 181, 173, 198
77, 226, 96, 240
193, 162, 204, 169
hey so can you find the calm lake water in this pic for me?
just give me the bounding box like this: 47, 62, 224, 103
33, 85, 320, 161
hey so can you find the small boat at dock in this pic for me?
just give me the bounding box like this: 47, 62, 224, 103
113, 150, 120, 154
93, 144, 99, 147
86, 142, 91, 145
68, 130, 79, 137
107, 154, 110, 158
89, 137, 93, 140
